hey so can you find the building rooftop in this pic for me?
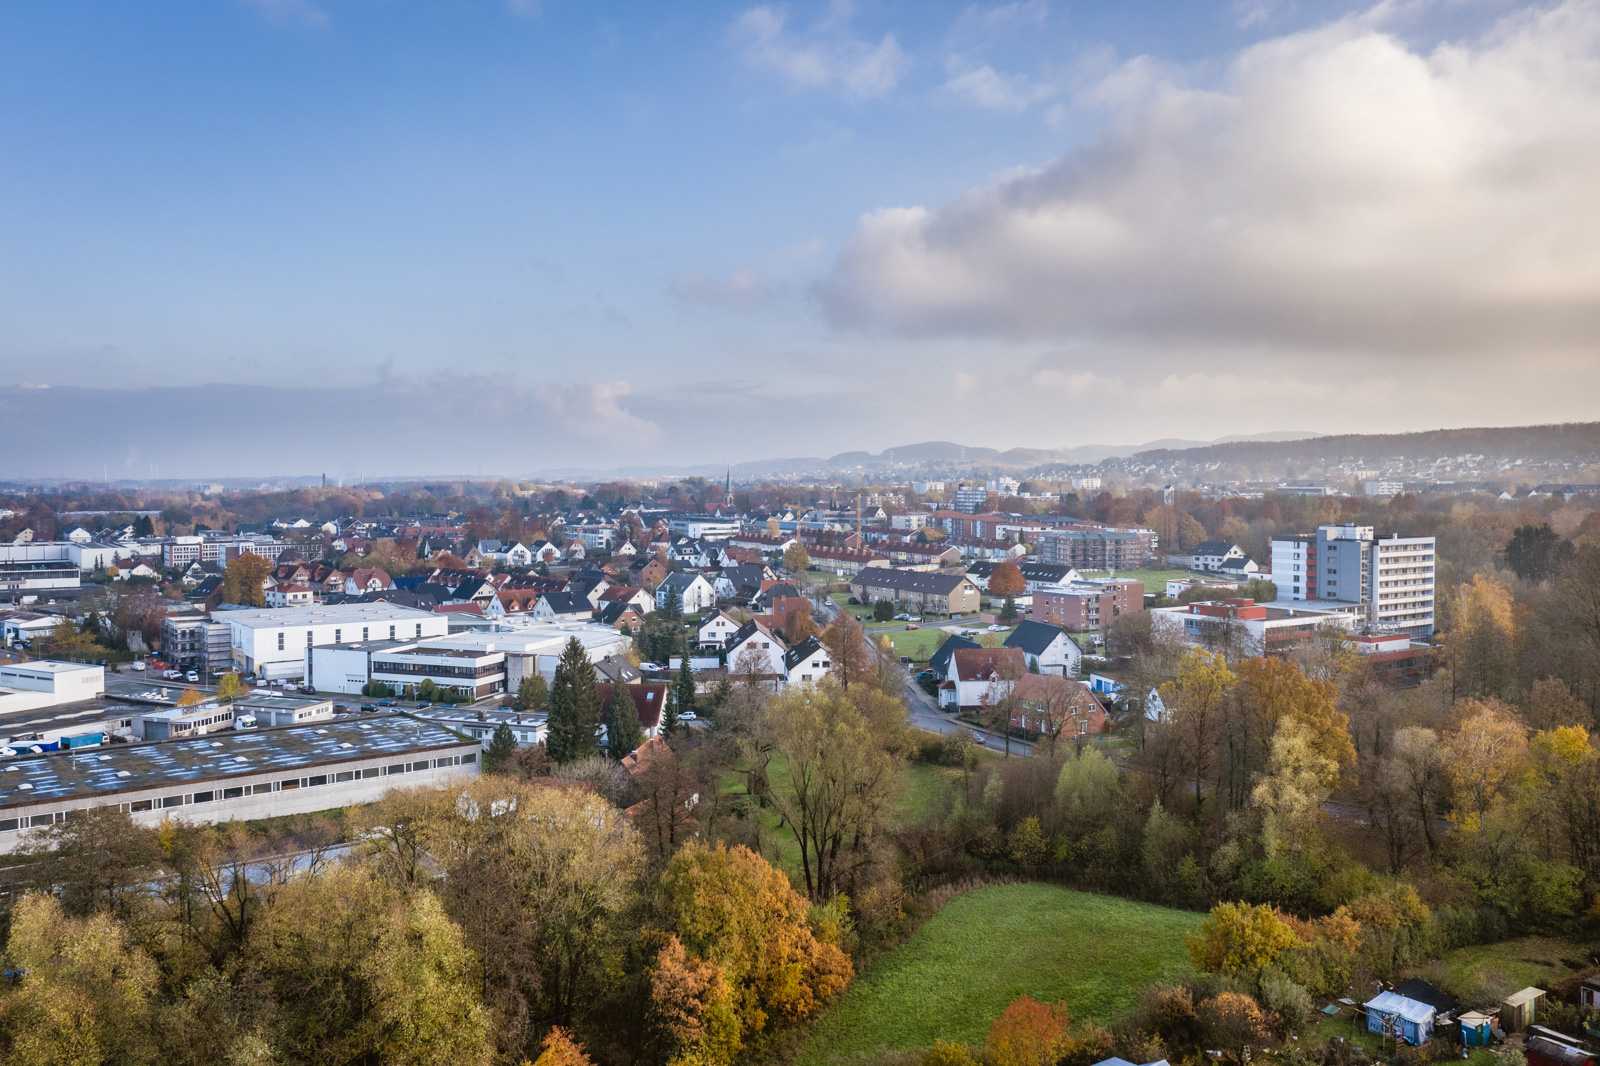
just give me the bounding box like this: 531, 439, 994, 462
217, 603, 442, 629
0, 714, 467, 810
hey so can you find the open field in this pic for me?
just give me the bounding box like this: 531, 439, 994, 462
1080, 568, 1192, 588
799, 883, 1201, 1065
1433, 935, 1596, 998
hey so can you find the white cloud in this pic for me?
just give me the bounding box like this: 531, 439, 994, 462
507, 0, 542, 17
943, 64, 1057, 109
528, 381, 660, 442
237, 0, 327, 27
818, 0, 1600, 381
731, 3, 909, 99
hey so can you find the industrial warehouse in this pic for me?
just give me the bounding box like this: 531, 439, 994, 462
0, 713, 480, 851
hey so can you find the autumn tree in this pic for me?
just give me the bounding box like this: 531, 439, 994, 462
1221, 656, 1352, 810
783, 541, 811, 573
1250, 719, 1338, 859
1441, 698, 1529, 829
988, 560, 1026, 600
764, 678, 902, 899
546, 637, 602, 763
0, 893, 160, 1066
1447, 574, 1519, 700
658, 842, 852, 1041
820, 609, 872, 690
1159, 650, 1233, 813
986, 995, 1073, 1066
243, 865, 493, 1066
15, 807, 163, 922
215, 671, 242, 701
425, 778, 643, 1057
1199, 993, 1274, 1066
533, 1028, 594, 1066
221, 552, 272, 607
648, 934, 741, 1066
1187, 901, 1299, 978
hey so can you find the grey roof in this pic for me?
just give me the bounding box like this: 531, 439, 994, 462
928, 635, 980, 676
0, 714, 471, 810
1193, 541, 1239, 556
784, 635, 825, 672
1004, 620, 1071, 656
851, 568, 973, 595
539, 592, 589, 615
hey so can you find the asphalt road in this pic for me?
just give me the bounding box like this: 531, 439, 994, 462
813, 593, 1034, 757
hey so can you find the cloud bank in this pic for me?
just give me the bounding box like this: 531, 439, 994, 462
819, 1, 1600, 367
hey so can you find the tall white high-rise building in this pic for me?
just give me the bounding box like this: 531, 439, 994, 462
1269, 524, 1435, 638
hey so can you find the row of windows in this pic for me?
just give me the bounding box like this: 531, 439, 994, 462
0, 753, 478, 832
276, 623, 425, 652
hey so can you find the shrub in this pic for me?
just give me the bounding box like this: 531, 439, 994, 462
1259, 972, 1312, 1035
923, 1039, 979, 1066
986, 996, 1073, 1066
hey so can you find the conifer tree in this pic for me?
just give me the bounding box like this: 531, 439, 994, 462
605, 686, 643, 759
546, 637, 602, 763
484, 722, 516, 772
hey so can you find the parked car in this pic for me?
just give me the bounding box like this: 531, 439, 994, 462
987, 624, 1006, 632
679, 710, 696, 721
905, 623, 919, 630
360, 704, 378, 712
162, 669, 182, 680
332, 704, 350, 713
378, 699, 397, 707
185, 671, 199, 682
130, 660, 146, 671
416, 701, 432, 709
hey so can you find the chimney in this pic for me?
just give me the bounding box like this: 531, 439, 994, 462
476, 709, 485, 720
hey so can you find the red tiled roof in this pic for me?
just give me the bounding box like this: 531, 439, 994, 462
951, 647, 1026, 681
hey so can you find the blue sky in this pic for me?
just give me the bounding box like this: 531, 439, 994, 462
1, 0, 1596, 477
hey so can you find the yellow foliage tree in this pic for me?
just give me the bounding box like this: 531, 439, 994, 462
1441, 698, 1529, 829
1187, 901, 1299, 977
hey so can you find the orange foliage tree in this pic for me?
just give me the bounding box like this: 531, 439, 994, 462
658, 842, 853, 1042
988, 560, 1026, 600
986, 995, 1073, 1066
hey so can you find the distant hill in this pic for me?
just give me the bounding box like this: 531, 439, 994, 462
1128, 422, 1600, 466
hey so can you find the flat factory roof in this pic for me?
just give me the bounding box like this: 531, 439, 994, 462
0, 714, 470, 809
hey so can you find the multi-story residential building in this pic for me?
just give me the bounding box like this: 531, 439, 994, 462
1069, 476, 1102, 492
161, 615, 234, 677
849, 568, 982, 616
953, 485, 991, 513
1031, 581, 1144, 631
985, 477, 1020, 497
911, 481, 945, 495
890, 512, 931, 531
1269, 524, 1435, 637
1363, 479, 1405, 497
1037, 530, 1145, 571
160, 533, 287, 569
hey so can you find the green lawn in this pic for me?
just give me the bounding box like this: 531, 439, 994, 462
1080, 569, 1189, 589
799, 884, 1201, 1065
894, 762, 963, 824
1433, 935, 1594, 999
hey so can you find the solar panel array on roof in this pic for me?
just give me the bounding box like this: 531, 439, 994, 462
0, 714, 465, 808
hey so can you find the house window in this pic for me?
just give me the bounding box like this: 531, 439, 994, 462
277, 632, 285, 651
334, 629, 341, 643
307, 631, 314, 646
416, 624, 423, 637
362, 627, 369, 640
389, 625, 396, 639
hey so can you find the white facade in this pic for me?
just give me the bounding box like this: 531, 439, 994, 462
224, 604, 450, 680
697, 611, 742, 649
1270, 525, 1434, 637
726, 624, 786, 677
890, 512, 931, 531
667, 515, 740, 540
0, 661, 105, 716
1149, 601, 1362, 657
657, 574, 716, 614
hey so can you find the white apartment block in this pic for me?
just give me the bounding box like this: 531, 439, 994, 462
223, 603, 450, 681
1269, 524, 1435, 638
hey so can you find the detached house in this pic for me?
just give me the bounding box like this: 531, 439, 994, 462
725, 620, 787, 681
939, 646, 1027, 712
344, 568, 393, 596
784, 636, 832, 684
697, 610, 743, 650
1188, 541, 1249, 573
1003, 620, 1082, 676
656, 573, 715, 615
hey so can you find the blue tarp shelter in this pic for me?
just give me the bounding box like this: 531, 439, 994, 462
1366, 991, 1436, 1045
